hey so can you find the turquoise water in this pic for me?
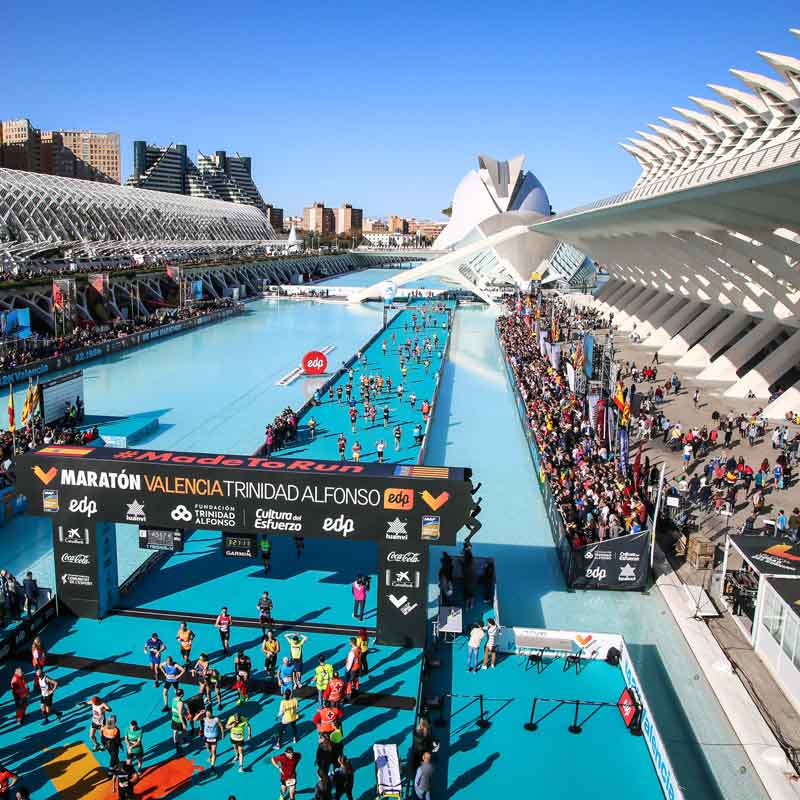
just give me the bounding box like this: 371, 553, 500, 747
0, 297, 767, 800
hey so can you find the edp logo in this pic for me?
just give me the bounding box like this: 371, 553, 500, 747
322, 515, 355, 537
69, 496, 97, 518
585, 566, 607, 581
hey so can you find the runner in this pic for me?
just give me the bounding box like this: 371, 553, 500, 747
312, 655, 334, 708
333, 754, 355, 800
376, 439, 385, 464
193, 652, 210, 700
275, 688, 299, 747
259, 534, 272, 575
369, 405, 377, 426
351, 441, 361, 462
82, 695, 112, 751
0, 766, 17, 798
394, 424, 402, 451
176, 621, 195, 666
9, 668, 28, 726
294, 531, 305, 558
143, 632, 166, 686
35, 669, 61, 723
262, 630, 280, 682
233, 650, 252, 704
30, 637, 46, 671
344, 638, 361, 699
271, 746, 301, 800
356, 628, 370, 676
409, 392, 417, 409
215, 606, 233, 656
193, 707, 224, 771
337, 433, 346, 461
284, 633, 308, 689
100, 714, 122, 770
308, 416, 317, 440
159, 656, 185, 711
277, 657, 294, 694
348, 406, 357, 433
336, 385, 343, 405
226, 712, 252, 773
111, 756, 139, 800
206, 663, 223, 708
169, 688, 187, 755
383, 404, 389, 427
257, 591, 274, 634
124, 720, 144, 771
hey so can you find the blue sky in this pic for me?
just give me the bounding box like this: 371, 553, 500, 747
4, 1, 799, 218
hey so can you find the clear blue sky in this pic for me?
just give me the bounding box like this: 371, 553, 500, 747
4, 0, 799, 218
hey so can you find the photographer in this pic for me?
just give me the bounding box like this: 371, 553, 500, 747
351, 576, 369, 621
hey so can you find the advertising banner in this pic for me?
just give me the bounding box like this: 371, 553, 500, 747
549, 343, 561, 371
619, 426, 630, 473
620, 643, 685, 800
569, 531, 650, 590
584, 334, 594, 378
40, 370, 84, 424
52, 521, 101, 616
1, 309, 32, 339
18, 445, 475, 647
566, 362, 576, 393
52, 279, 76, 310
192, 280, 204, 301
731, 535, 800, 577
88, 273, 109, 297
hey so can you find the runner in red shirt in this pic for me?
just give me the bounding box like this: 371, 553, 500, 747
0, 766, 18, 797
271, 747, 301, 800
10, 668, 28, 725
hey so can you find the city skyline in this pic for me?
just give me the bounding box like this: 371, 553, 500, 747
3, 1, 799, 218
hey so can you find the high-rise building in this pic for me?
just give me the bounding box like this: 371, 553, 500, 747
303, 202, 335, 235
0, 119, 120, 183
126, 142, 272, 213
265, 204, 284, 233
388, 215, 408, 234
335, 203, 363, 235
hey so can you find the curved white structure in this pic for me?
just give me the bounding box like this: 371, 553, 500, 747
351, 154, 590, 304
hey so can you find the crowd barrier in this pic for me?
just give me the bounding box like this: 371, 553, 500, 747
0, 595, 57, 663
0, 304, 244, 389
496, 625, 684, 800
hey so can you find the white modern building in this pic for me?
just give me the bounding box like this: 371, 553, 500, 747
349, 154, 593, 303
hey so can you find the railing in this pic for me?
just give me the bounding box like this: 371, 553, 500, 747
541, 135, 800, 222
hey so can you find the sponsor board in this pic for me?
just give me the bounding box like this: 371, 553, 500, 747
420, 515, 440, 541
254, 509, 302, 532
620, 644, 684, 800
57, 526, 90, 545
386, 550, 421, 563
385, 517, 408, 541
61, 573, 94, 587
43, 490, 59, 512
387, 593, 418, 615
126, 499, 146, 523
322, 515, 355, 537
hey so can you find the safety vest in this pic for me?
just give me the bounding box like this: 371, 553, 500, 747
317, 707, 340, 733
314, 662, 333, 690
326, 677, 345, 702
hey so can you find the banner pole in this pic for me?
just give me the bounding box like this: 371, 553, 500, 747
650, 462, 667, 571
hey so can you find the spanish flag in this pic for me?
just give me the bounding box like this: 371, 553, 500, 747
613, 382, 626, 412
20, 380, 33, 426
7, 384, 14, 432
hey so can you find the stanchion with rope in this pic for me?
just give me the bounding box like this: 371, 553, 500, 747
476, 694, 491, 729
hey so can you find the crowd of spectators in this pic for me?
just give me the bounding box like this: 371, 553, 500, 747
263, 407, 299, 457
497, 303, 650, 548
0, 297, 240, 372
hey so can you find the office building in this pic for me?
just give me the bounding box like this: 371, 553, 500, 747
407, 218, 447, 240
0, 119, 41, 172
363, 218, 388, 233
335, 203, 363, 235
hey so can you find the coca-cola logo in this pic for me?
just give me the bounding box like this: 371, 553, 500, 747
387, 551, 421, 563
61, 552, 91, 565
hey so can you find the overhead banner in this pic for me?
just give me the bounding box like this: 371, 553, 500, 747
566, 362, 576, 393
584, 334, 594, 378
88, 273, 109, 297
52, 279, 76, 310
569, 531, 650, 590
17, 445, 477, 647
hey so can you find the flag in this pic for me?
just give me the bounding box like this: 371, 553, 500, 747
621, 399, 631, 429
20, 379, 33, 426
613, 382, 626, 412
32, 381, 42, 417
7, 384, 14, 432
